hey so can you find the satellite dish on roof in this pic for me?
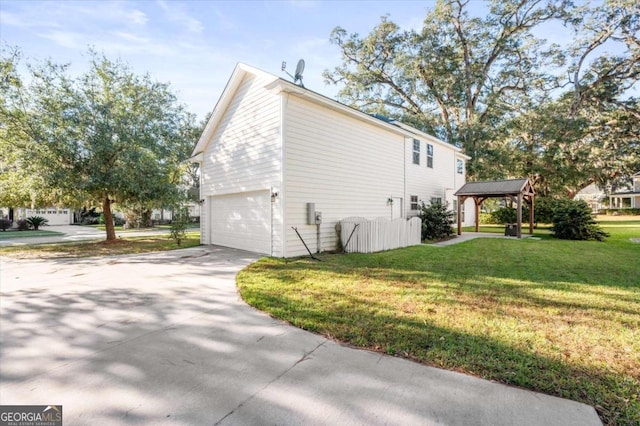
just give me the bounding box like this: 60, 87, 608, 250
281, 59, 305, 88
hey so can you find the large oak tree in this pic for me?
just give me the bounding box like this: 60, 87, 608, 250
324, 0, 640, 196
1, 50, 194, 240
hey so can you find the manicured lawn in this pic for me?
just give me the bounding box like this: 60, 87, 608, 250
237, 219, 640, 425
0, 232, 201, 259
0, 230, 64, 240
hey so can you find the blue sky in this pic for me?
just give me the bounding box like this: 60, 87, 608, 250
1, 0, 442, 120
2, 1, 622, 121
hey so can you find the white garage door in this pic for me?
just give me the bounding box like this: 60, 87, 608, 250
210, 190, 271, 254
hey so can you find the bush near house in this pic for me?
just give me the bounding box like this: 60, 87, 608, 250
418, 200, 454, 241
0, 219, 12, 231
551, 200, 608, 241
98, 213, 125, 227
169, 207, 189, 246
26, 216, 49, 231
16, 219, 30, 231
533, 197, 557, 224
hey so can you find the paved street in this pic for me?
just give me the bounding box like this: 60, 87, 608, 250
0, 247, 601, 425
0, 225, 175, 246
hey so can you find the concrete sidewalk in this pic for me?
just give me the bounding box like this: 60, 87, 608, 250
431, 232, 536, 247
0, 224, 174, 246
0, 247, 601, 425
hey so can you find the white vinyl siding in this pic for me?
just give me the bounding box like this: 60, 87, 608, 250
283, 95, 405, 257
199, 74, 282, 255
405, 137, 473, 226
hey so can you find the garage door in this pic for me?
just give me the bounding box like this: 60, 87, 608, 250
210, 190, 271, 254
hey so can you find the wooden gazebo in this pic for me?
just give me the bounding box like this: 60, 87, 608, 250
454, 178, 535, 238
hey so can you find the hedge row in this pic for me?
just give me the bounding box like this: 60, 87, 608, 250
601, 208, 640, 215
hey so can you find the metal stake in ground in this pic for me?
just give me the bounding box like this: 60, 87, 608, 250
292, 226, 321, 261
342, 223, 359, 253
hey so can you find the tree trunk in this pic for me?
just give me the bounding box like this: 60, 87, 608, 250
102, 196, 117, 241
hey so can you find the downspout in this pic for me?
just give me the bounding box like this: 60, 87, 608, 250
403, 137, 407, 219
280, 93, 288, 258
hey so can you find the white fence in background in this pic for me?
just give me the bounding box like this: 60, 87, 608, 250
340, 217, 422, 253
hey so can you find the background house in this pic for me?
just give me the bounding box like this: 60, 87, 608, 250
191, 63, 474, 257
609, 171, 640, 209
0, 207, 74, 226
574, 183, 607, 213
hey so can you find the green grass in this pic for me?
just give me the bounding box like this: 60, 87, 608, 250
0, 232, 201, 258
237, 219, 640, 425
0, 230, 64, 240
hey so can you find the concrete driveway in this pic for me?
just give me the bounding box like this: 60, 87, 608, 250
0, 247, 600, 425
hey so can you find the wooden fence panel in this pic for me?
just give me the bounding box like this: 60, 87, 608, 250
340, 217, 422, 253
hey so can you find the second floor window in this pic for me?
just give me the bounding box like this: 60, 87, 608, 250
457, 159, 464, 174
413, 139, 420, 165
427, 144, 434, 168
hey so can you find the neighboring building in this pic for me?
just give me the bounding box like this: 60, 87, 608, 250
191, 63, 473, 257
574, 183, 606, 213
150, 203, 201, 222
0, 207, 74, 226
610, 171, 640, 209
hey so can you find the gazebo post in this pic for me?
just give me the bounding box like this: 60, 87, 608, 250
529, 195, 534, 234
516, 193, 523, 238
474, 197, 480, 232
457, 196, 462, 235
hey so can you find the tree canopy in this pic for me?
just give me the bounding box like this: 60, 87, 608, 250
324, 0, 640, 197
0, 49, 196, 240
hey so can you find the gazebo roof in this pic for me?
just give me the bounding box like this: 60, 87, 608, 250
454, 178, 533, 197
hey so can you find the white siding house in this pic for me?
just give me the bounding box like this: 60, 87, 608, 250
0, 207, 74, 226
192, 63, 474, 257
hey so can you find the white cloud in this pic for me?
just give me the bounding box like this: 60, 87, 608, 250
129, 9, 148, 26
156, 0, 203, 34
0, 10, 24, 27
38, 31, 83, 49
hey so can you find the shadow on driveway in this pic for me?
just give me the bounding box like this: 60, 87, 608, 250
0, 247, 601, 425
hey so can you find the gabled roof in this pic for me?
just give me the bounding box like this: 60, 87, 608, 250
191, 63, 469, 159
454, 178, 533, 197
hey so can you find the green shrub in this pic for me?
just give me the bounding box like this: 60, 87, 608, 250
169, 207, 190, 246
490, 207, 516, 224
487, 206, 531, 224
17, 219, 30, 231
551, 200, 608, 241
534, 197, 558, 224
81, 216, 99, 225
478, 212, 493, 224
418, 200, 454, 241
0, 219, 12, 231
26, 216, 49, 230
0, 219, 13, 231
